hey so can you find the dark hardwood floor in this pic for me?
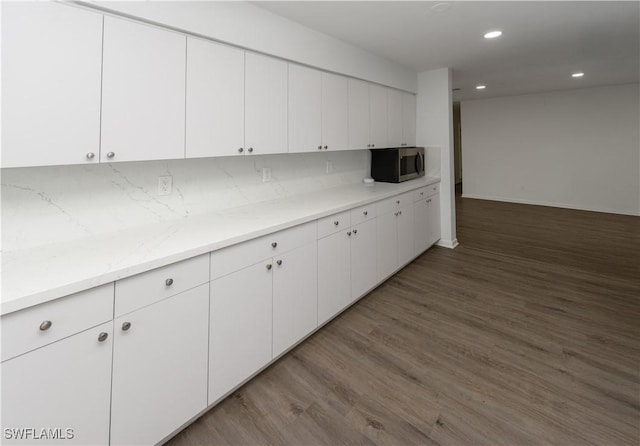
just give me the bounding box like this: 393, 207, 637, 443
167, 197, 640, 446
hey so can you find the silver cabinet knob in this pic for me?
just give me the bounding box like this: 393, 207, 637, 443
420, 192, 424, 196
394, 212, 399, 217
323, 145, 328, 150
371, 144, 375, 148
106, 152, 115, 159
39, 320, 52, 331
276, 260, 282, 266
363, 211, 368, 216
433, 187, 437, 190
396, 200, 400, 204
266, 263, 272, 270
248, 147, 254, 153
347, 231, 352, 236
122, 322, 131, 331
367, 144, 371, 148
317, 145, 322, 150
86, 152, 95, 159
353, 229, 358, 234
98, 332, 109, 342
238, 147, 244, 153
334, 221, 339, 226
271, 242, 277, 248
165, 278, 174, 286
427, 199, 432, 203
398, 210, 402, 216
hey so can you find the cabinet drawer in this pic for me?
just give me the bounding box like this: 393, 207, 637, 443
211, 221, 316, 280
350, 204, 377, 226
376, 192, 414, 215
317, 211, 351, 239
115, 254, 209, 317
1, 283, 114, 362
413, 184, 439, 202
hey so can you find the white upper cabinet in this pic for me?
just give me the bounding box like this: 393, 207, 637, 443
288, 64, 322, 153
369, 84, 389, 149
186, 38, 245, 158
348, 79, 370, 150
1, 2, 103, 168
245, 53, 288, 155
289, 66, 349, 153
321, 73, 349, 151
101, 17, 186, 163
387, 89, 403, 148
402, 93, 417, 147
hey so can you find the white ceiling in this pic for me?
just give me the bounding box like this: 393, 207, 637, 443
254, 1, 640, 100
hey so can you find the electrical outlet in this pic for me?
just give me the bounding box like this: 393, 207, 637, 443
326, 161, 334, 174
262, 167, 272, 182
158, 175, 172, 196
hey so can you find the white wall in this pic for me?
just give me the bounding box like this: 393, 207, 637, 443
417, 68, 457, 248
461, 84, 640, 216
88, 1, 417, 93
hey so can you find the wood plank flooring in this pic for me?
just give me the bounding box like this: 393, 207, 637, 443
167, 197, 640, 446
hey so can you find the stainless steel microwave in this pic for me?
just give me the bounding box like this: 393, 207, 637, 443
370, 147, 425, 183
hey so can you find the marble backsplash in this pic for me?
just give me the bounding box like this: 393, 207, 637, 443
2, 151, 371, 251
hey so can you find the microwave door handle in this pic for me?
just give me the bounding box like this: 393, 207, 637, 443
415, 152, 423, 174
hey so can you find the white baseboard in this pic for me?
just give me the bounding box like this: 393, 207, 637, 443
460, 193, 640, 217
437, 238, 459, 249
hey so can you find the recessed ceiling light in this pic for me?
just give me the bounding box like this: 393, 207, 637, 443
571, 72, 585, 78
476, 85, 486, 90
484, 30, 503, 39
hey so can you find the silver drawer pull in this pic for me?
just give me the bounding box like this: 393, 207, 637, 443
122, 322, 131, 331
39, 320, 52, 331
334, 221, 339, 226
347, 231, 352, 236
276, 260, 282, 266
106, 152, 115, 159
165, 278, 174, 286
398, 211, 402, 216
98, 332, 109, 342
396, 200, 400, 204
86, 152, 95, 159
420, 192, 424, 196
353, 229, 358, 234
248, 147, 254, 153
317, 145, 322, 150
363, 211, 368, 216
272, 242, 277, 248
266, 264, 272, 270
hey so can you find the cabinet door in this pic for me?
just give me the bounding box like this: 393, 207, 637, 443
318, 231, 351, 326
111, 284, 208, 446
348, 79, 370, 150
322, 73, 349, 151
387, 89, 403, 148
351, 219, 377, 300
289, 64, 322, 153
1, 2, 103, 168
273, 243, 318, 357
1, 323, 112, 445
209, 261, 273, 404
102, 17, 186, 163
376, 211, 398, 281
397, 205, 416, 267
245, 53, 288, 155
402, 93, 417, 147
427, 193, 442, 247
369, 84, 388, 149
414, 198, 431, 255
186, 38, 244, 158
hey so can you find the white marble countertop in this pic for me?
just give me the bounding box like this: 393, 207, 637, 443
2, 176, 440, 315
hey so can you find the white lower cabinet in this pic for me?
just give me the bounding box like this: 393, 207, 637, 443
414, 187, 442, 254
110, 284, 209, 446
318, 230, 351, 325
209, 261, 273, 404
1, 322, 113, 445
273, 242, 318, 357
350, 219, 378, 300
397, 204, 415, 267
376, 211, 399, 281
